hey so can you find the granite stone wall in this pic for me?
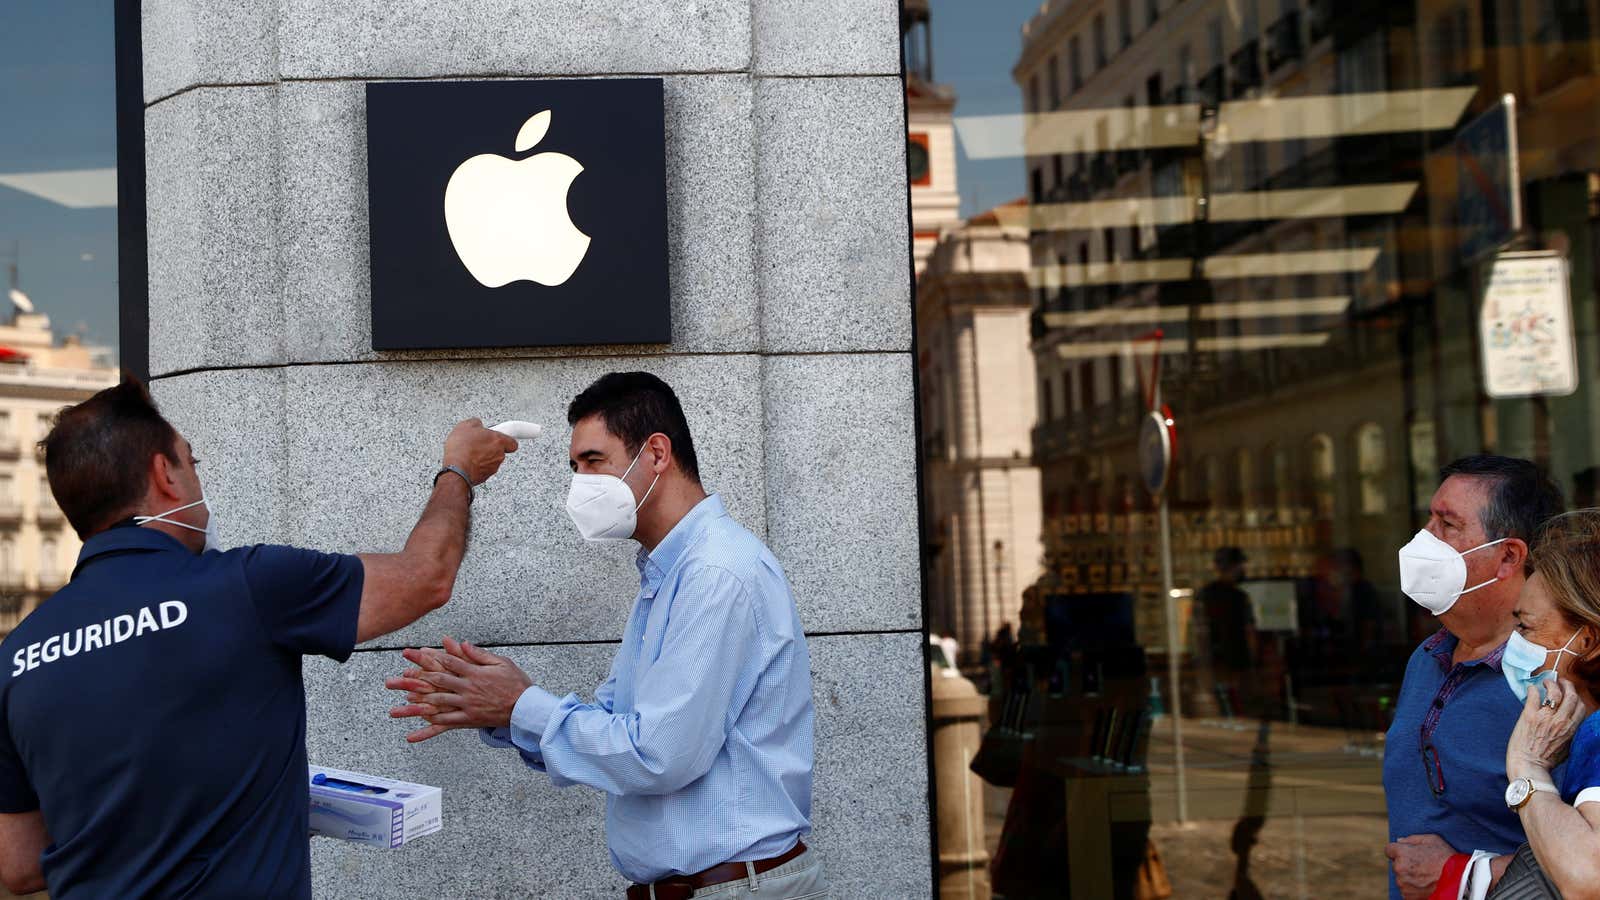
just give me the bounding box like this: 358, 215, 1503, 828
141, 1, 928, 896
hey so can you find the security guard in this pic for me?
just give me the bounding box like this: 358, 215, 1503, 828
0, 379, 516, 898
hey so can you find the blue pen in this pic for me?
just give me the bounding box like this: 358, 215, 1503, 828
311, 772, 389, 795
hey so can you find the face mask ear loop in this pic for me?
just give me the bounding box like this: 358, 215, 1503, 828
133, 497, 208, 527
636, 472, 661, 513
1463, 536, 1510, 556
621, 439, 662, 514
1550, 630, 1585, 674
1454, 538, 1513, 598
620, 446, 645, 481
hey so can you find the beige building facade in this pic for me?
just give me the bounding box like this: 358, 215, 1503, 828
0, 310, 119, 641
918, 208, 1045, 659
908, 2, 1044, 661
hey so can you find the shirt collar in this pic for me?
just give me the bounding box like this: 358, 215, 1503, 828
73, 524, 192, 577
1424, 627, 1508, 672
636, 494, 725, 598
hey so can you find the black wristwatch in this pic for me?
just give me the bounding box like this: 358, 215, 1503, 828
433, 464, 474, 503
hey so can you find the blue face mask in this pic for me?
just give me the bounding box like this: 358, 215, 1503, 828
1503, 628, 1581, 702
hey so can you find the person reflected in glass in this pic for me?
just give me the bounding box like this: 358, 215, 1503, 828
990, 622, 1018, 685
1333, 548, 1383, 655
1198, 546, 1256, 719
1384, 457, 1565, 899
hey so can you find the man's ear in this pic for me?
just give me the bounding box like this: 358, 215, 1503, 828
646, 433, 673, 475
149, 451, 184, 503
1498, 538, 1530, 580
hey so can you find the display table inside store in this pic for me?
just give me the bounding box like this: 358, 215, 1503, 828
1044, 717, 1388, 898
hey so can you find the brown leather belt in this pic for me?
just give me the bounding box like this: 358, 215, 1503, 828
625, 841, 807, 900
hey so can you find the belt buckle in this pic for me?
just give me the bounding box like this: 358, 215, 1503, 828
661, 879, 697, 900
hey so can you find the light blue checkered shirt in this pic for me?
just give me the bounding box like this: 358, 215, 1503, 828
480, 494, 815, 883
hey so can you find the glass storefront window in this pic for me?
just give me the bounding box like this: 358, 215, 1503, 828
0, 7, 122, 825
913, 0, 1600, 895
0, 2, 120, 350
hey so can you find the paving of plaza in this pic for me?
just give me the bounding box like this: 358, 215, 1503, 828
985, 717, 1392, 897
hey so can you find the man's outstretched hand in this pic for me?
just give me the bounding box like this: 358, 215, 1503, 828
385, 636, 533, 744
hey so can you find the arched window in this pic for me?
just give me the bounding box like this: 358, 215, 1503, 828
1200, 453, 1222, 508
1308, 434, 1337, 519
1356, 422, 1388, 515
1266, 441, 1293, 513
1236, 447, 1256, 508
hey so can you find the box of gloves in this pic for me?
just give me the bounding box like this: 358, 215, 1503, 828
308, 764, 443, 848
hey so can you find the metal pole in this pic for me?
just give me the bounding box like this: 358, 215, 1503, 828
1158, 492, 1189, 823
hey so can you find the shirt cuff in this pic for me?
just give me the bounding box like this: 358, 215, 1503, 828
479, 727, 516, 750
508, 686, 561, 753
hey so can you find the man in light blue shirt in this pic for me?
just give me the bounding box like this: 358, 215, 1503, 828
388, 373, 822, 899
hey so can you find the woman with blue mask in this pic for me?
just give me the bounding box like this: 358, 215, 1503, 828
1414, 510, 1600, 898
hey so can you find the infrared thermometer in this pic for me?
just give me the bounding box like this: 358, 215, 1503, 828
490, 421, 543, 441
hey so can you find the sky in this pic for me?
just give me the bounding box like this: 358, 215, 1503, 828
928, 0, 1043, 218
0, 1, 120, 355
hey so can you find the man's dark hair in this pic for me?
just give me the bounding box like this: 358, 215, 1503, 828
1333, 547, 1364, 574
1214, 546, 1246, 570
43, 378, 182, 540
1438, 455, 1565, 559
568, 372, 700, 482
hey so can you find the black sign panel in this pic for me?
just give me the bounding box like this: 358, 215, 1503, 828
367, 79, 669, 350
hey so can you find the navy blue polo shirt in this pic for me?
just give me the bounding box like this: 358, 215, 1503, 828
1382, 629, 1558, 899
0, 525, 363, 899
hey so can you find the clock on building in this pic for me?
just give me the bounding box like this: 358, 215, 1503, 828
907, 133, 931, 186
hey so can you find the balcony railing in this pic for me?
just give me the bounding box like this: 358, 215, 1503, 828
1229, 41, 1262, 97
1308, 0, 1334, 42
1197, 66, 1225, 107
36, 502, 66, 527
1267, 13, 1303, 71
1067, 171, 1091, 202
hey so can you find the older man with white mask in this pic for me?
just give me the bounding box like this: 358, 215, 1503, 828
1384, 455, 1564, 899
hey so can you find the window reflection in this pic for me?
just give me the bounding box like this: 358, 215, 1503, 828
915, 0, 1600, 894
0, 2, 122, 653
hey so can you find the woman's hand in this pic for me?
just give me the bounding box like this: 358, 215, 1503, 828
1507, 676, 1592, 780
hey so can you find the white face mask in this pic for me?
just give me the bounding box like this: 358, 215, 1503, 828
565, 446, 659, 543
135, 496, 221, 553
1397, 528, 1507, 615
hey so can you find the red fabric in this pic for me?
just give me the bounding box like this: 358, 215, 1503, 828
1430, 853, 1471, 900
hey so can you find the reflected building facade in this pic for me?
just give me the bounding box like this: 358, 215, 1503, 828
0, 305, 118, 641
951, 0, 1600, 894
918, 204, 1046, 662
909, 1, 1046, 663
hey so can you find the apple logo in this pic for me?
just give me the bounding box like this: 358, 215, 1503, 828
443, 110, 592, 288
